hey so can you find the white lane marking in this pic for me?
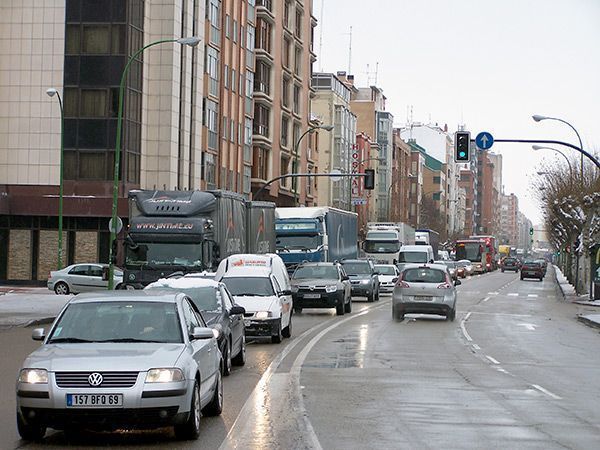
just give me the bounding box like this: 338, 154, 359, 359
482, 296, 490, 303
472, 344, 481, 350
470, 312, 532, 317
518, 323, 538, 331
487, 291, 499, 295
497, 368, 509, 374
460, 311, 473, 342
486, 355, 500, 365
531, 384, 562, 400
507, 293, 519, 297
528, 294, 538, 298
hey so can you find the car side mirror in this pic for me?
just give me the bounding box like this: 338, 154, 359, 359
341, 275, 349, 281
191, 326, 216, 340
373, 271, 380, 276
454, 279, 462, 286
429, 259, 434, 264
32, 328, 46, 341
230, 305, 245, 315
279, 290, 292, 296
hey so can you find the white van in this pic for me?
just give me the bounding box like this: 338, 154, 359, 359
397, 245, 435, 270
215, 254, 292, 343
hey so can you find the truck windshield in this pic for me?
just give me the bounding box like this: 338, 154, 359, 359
276, 235, 321, 251
125, 242, 202, 269
364, 241, 400, 253
398, 252, 428, 263
222, 277, 275, 297
455, 243, 482, 262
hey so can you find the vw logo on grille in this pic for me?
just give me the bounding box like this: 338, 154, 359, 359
309, 286, 315, 291
88, 372, 103, 386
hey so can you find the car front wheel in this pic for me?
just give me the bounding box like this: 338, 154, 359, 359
17, 411, 46, 441
271, 319, 283, 344
222, 341, 232, 376
174, 380, 201, 440
54, 282, 69, 295
232, 334, 246, 366
344, 295, 352, 313
202, 370, 223, 417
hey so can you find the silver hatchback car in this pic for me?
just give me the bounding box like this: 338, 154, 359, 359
16, 291, 223, 441
392, 264, 460, 322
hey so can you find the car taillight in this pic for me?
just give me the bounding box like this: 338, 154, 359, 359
437, 283, 452, 289
486, 263, 491, 268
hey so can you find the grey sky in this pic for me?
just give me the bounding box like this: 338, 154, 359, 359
314, 0, 600, 224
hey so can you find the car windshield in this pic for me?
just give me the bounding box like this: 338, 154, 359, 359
145, 286, 221, 312
276, 235, 321, 250
125, 242, 202, 269
398, 252, 429, 263
364, 241, 401, 253
47, 301, 183, 343
222, 277, 275, 296
443, 262, 456, 269
375, 265, 397, 275
342, 262, 371, 275
402, 268, 447, 284
293, 265, 339, 279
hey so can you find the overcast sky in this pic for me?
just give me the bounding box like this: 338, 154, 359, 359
314, 0, 600, 225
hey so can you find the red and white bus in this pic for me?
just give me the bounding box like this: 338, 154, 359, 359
469, 235, 498, 271
455, 239, 492, 274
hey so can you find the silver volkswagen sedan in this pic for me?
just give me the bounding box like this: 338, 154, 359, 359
16, 291, 223, 441
392, 263, 460, 322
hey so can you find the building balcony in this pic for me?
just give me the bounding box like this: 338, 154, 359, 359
256, 0, 275, 20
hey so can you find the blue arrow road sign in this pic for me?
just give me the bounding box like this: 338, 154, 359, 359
475, 131, 494, 150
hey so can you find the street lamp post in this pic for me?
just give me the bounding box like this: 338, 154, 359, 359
292, 124, 334, 206
46, 88, 64, 270
107, 36, 201, 290
532, 115, 585, 179
532, 145, 573, 179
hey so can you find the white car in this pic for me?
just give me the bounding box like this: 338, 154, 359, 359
218, 257, 292, 344
47, 263, 123, 295
374, 264, 400, 293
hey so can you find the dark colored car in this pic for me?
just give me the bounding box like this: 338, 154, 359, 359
520, 260, 544, 281
290, 262, 352, 315
501, 257, 520, 273
146, 277, 246, 375
536, 259, 548, 276
340, 259, 380, 302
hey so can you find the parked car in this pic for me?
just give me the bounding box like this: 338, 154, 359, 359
436, 261, 458, 281
16, 291, 223, 441
520, 260, 545, 281
290, 262, 352, 315
145, 277, 246, 376
340, 259, 381, 302
374, 264, 400, 293
392, 263, 460, 322
500, 257, 520, 273
455, 260, 473, 278
48, 263, 123, 295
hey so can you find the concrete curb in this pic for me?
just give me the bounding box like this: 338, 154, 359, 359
577, 315, 600, 330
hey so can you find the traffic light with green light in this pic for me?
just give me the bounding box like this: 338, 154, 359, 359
454, 131, 471, 162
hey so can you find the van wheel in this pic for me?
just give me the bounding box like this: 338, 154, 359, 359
271, 320, 282, 344
344, 296, 352, 313
282, 315, 292, 338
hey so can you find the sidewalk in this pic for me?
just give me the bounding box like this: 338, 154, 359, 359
554, 265, 600, 330
0, 286, 72, 327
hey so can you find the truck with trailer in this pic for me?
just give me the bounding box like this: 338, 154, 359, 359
122, 190, 276, 288
363, 222, 415, 264
275, 207, 358, 273
415, 229, 440, 260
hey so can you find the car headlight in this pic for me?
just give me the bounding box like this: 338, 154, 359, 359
255, 311, 272, 320
325, 285, 338, 293
145, 368, 184, 383
19, 369, 48, 384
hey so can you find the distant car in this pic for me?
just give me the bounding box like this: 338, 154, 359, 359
520, 260, 544, 281
374, 264, 400, 293
340, 259, 381, 302
392, 263, 460, 322
290, 262, 352, 315
500, 257, 520, 273
16, 291, 223, 441
535, 259, 548, 276
47, 263, 123, 295
436, 261, 458, 281
455, 260, 473, 278
145, 277, 247, 376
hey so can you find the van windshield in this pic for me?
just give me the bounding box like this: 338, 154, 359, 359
398, 251, 429, 263
222, 277, 275, 297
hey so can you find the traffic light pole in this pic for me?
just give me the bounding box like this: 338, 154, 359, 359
254, 172, 369, 201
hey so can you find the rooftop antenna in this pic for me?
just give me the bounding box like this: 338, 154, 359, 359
374, 61, 379, 85
318, 0, 324, 71
348, 26, 352, 74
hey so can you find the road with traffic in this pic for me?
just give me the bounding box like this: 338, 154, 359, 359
2, 268, 600, 449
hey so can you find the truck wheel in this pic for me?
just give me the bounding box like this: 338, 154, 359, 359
344, 295, 352, 313
336, 298, 345, 316
271, 320, 282, 344
282, 315, 292, 338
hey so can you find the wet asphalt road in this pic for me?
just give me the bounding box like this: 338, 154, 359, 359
3, 269, 600, 449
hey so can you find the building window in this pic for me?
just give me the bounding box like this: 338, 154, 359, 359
433, 176, 441, 184
252, 146, 269, 180
204, 153, 216, 189
292, 122, 300, 151
253, 104, 270, 137
292, 84, 301, 114
231, 68, 236, 92
205, 46, 219, 97
257, 0, 272, 11
246, 24, 255, 66
224, 65, 229, 89
282, 76, 290, 108
243, 165, 251, 193
283, 1, 291, 29
283, 37, 291, 68
82, 25, 110, 54
204, 98, 218, 150
222, 116, 228, 140
295, 9, 303, 38
80, 89, 107, 117
230, 119, 236, 143
233, 19, 238, 43
244, 118, 252, 162
280, 155, 290, 188
294, 46, 301, 76
209, 0, 220, 45
256, 18, 271, 53
254, 60, 271, 95
225, 14, 230, 39
281, 116, 289, 148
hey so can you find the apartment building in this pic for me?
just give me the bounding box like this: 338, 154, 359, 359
0, 0, 205, 282
499, 192, 519, 245
407, 140, 425, 228
311, 72, 356, 210
391, 129, 411, 224
250, 0, 318, 206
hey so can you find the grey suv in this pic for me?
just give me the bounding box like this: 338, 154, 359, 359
340, 259, 380, 302
290, 262, 352, 315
